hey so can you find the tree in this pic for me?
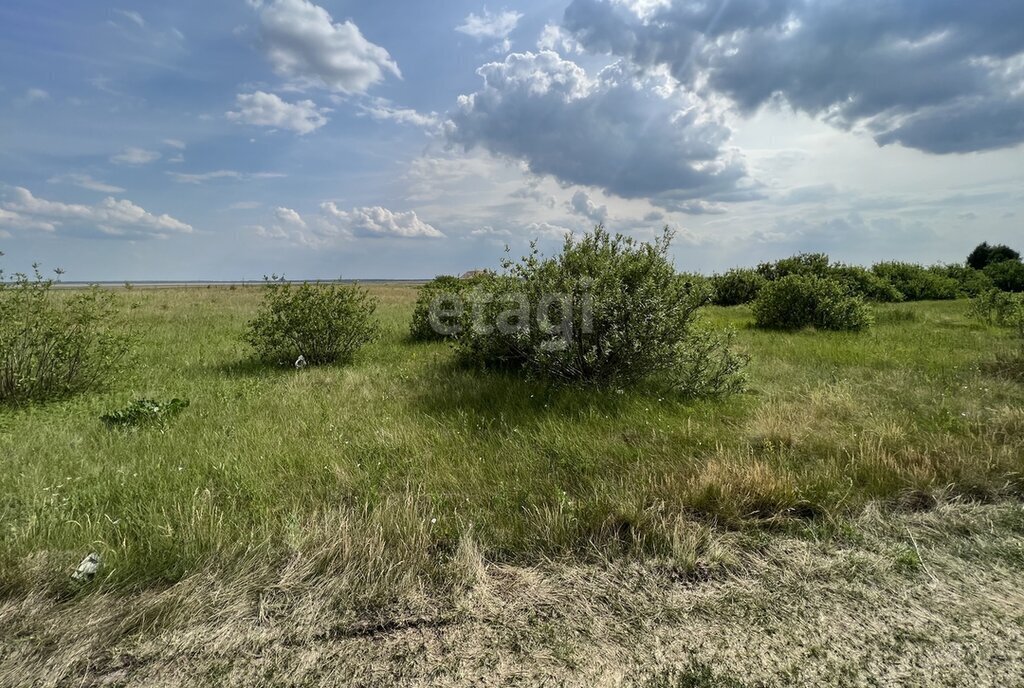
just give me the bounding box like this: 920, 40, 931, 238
967, 242, 1021, 270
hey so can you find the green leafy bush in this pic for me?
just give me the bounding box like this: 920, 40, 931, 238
933, 264, 994, 297
756, 253, 831, 281
967, 242, 1020, 270
0, 258, 132, 404
244, 279, 378, 366
984, 260, 1024, 292
753, 275, 872, 331
711, 268, 766, 306
830, 265, 904, 302
455, 227, 747, 395
871, 262, 959, 301
101, 398, 190, 429
970, 289, 1024, 329
410, 275, 477, 342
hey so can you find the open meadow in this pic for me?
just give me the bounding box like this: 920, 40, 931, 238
2, 284, 1024, 686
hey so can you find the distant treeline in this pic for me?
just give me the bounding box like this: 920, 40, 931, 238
703, 242, 1023, 307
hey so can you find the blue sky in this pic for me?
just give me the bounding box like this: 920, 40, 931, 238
1, 0, 1022, 280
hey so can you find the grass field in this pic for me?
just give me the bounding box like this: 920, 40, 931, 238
2, 285, 1024, 685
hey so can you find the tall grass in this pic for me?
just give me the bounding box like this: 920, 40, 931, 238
1, 289, 1022, 600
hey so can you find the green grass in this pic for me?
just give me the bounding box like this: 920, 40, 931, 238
1, 286, 1022, 603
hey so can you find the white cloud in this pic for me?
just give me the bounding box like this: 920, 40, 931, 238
24, 88, 50, 103
320, 204, 444, 238
456, 9, 523, 40
163, 139, 186, 149
569, 190, 608, 223
0, 207, 56, 232
358, 98, 440, 129
226, 91, 329, 134
167, 169, 286, 184
47, 173, 126, 194
227, 201, 263, 210
252, 0, 400, 94
114, 9, 145, 28
110, 147, 161, 165
275, 206, 306, 227
2, 187, 191, 238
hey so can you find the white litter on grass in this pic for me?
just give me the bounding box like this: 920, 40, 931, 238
71, 553, 101, 583
295, 355, 308, 370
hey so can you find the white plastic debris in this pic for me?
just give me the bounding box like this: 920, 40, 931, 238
295, 355, 308, 370
71, 552, 101, 583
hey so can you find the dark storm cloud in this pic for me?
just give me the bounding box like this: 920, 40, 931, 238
562, 0, 1024, 154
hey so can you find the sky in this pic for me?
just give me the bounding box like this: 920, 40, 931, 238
0, 0, 1022, 281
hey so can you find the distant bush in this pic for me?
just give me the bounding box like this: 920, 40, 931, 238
871, 262, 959, 301
970, 289, 1024, 329
455, 227, 747, 396
933, 264, 994, 297
0, 258, 132, 404
244, 279, 378, 366
711, 268, 765, 306
410, 275, 479, 342
756, 252, 831, 281
101, 398, 189, 429
984, 260, 1024, 293
830, 265, 904, 302
753, 275, 872, 331
967, 242, 1020, 270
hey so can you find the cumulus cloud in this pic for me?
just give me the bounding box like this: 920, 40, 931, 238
226, 91, 329, 134
569, 190, 608, 223
445, 50, 749, 207
110, 147, 161, 165
456, 9, 523, 40
47, 173, 125, 194
163, 139, 186, 149
252, 0, 400, 94
320, 203, 444, 238
561, 0, 1024, 154
275, 206, 306, 227
1, 187, 191, 238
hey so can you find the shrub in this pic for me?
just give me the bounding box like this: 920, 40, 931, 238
410, 275, 478, 342
455, 227, 747, 395
244, 279, 378, 366
984, 260, 1024, 292
753, 275, 872, 331
967, 242, 1020, 270
871, 262, 959, 301
0, 258, 132, 404
830, 265, 904, 302
756, 253, 831, 281
711, 269, 765, 306
933, 264, 994, 297
101, 398, 190, 429
968, 289, 1024, 327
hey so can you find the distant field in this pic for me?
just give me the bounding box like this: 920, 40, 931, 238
2, 286, 1023, 685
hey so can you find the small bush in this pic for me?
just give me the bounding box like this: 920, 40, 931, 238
101, 398, 190, 429
984, 260, 1024, 293
753, 275, 872, 331
410, 275, 477, 342
711, 269, 765, 306
455, 227, 747, 395
756, 252, 831, 281
969, 289, 1024, 327
244, 279, 378, 366
0, 259, 132, 404
830, 265, 904, 302
871, 262, 959, 301
967, 242, 1020, 270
